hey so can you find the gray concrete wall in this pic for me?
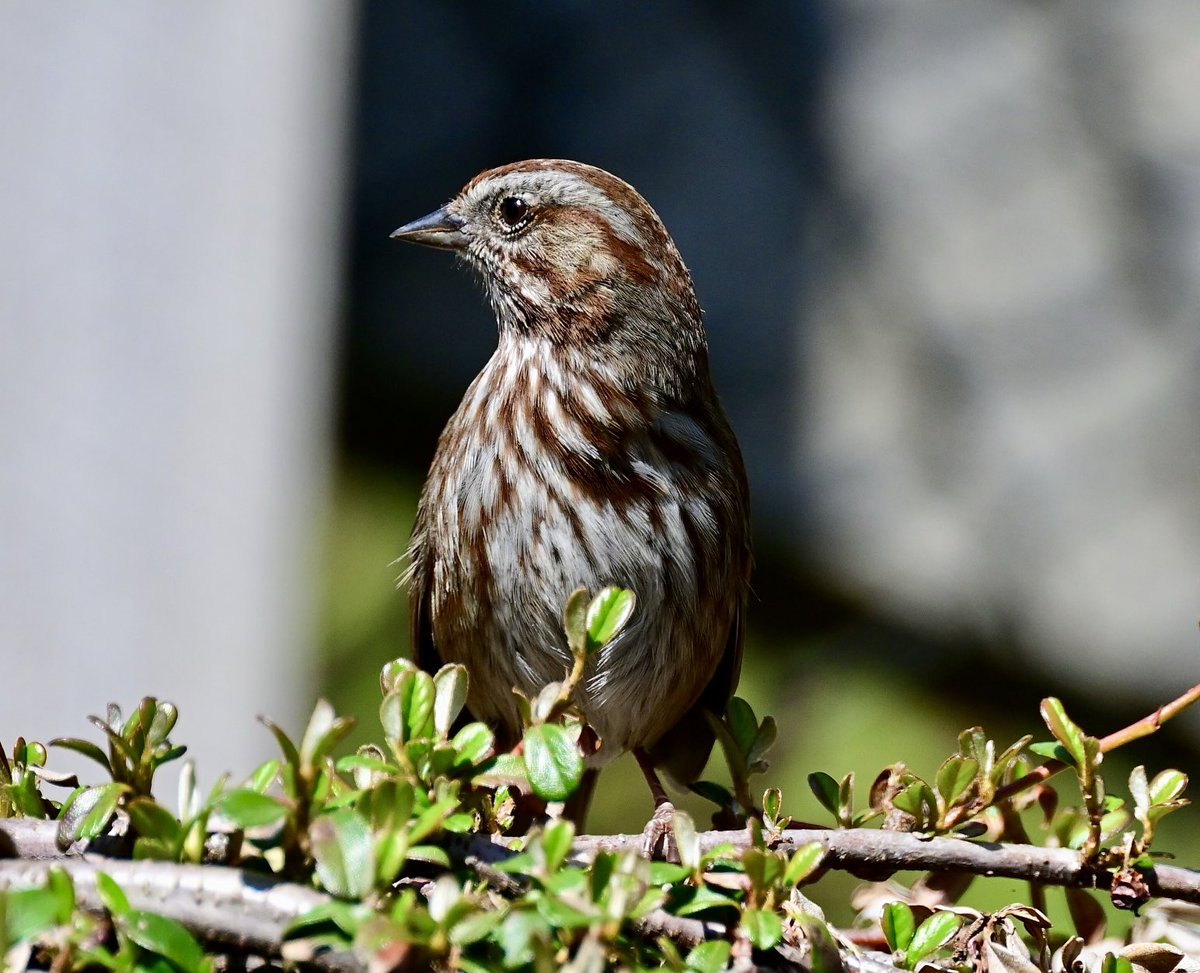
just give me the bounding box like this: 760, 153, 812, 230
0, 3, 354, 785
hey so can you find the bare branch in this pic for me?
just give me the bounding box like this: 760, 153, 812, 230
0, 824, 360, 973
568, 827, 1200, 905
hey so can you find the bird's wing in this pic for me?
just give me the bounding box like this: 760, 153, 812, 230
649, 594, 746, 789
404, 519, 442, 677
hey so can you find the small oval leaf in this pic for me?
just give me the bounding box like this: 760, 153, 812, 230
214, 789, 289, 829
523, 724, 583, 802
121, 910, 208, 973
585, 587, 636, 651
310, 808, 376, 899
882, 901, 916, 953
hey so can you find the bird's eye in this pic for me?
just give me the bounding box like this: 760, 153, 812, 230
497, 196, 530, 229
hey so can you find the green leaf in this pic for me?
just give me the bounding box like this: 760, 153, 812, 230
1029, 741, 1073, 762
126, 797, 183, 843
748, 717, 777, 767
1150, 769, 1188, 804
797, 915, 845, 973
906, 911, 960, 965
783, 842, 824, 886
299, 699, 336, 767
535, 894, 594, 929
522, 724, 583, 802
1147, 800, 1189, 826
585, 586, 636, 651
4, 879, 73, 943
935, 756, 978, 806
286, 900, 370, 939
379, 658, 417, 695
311, 808, 376, 899
742, 849, 784, 893
258, 716, 301, 772
666, 810, 696, 872
401, 670, 437, 742
433, 664, 469, 737
1100, 955, 1135, 973
537, 818, 575, 873
408, 794, 458, 843
891, 781, 935, 823
449, 908, 503, 946
1099, 807, 1132, 842
672, 885, 740, 917
589, 852, 619, 906
726, 697, 758, 756
50, 737, 112, 775
408, 844, 452, 868
741, 908, 783, 950
452, 723, 495, 768
474, 754, 529, 794
686, 940, 731, 973
147, 701, 178, 748
837, 772, 855, 822
374, 829, 408, 886
882, 901, 916, 952
691, 780, 733, 807
214, 789, 289, 829
95, 871, 131, 917
17, 740, 48, 767
248, 758, 281, 793
494, 910, 548, 967
298, 700, 355, 769
427, 874, 469, 925
763, 787, 782, 822
648, 861, 690, 885
1129, 765, 1150, 817
808, 772, 840, 818
1041, 698, 1089, 768
120, 910, 208, 973
562, 586, 590, 657
73, 782, 129, 842
360, 779, 414, 832
992, 735, 1033, 781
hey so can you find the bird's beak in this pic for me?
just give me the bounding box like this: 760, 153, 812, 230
390, 205, 468, 251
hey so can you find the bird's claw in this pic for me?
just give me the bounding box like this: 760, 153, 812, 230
640, 801, 679, 861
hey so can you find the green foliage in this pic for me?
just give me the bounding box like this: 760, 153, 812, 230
0, 738, 55, 819
881, 901, 961, 970
1, 584, 1197, 971
1, 866, 212, 973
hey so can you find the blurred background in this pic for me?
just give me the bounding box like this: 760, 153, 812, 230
3, 0, 1200, 921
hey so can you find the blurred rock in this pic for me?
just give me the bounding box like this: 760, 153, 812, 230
801, 2, 1200, 698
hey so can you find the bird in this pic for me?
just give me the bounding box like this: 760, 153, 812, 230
392, 159, 751, 843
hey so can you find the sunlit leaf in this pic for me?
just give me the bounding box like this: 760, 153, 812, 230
936, 756, 978, 806
906, 911, 960, 965
741, 908, 783, 949
685, 939, 731, 973
783, 842, 824, 886
585, 586, 636, 651
214, 789, 289, 829
311, 809, 375, 899
882, 901, 916, 952
433, 664, 469, 737
523, 724, 583, 802
120, 910, 208, 973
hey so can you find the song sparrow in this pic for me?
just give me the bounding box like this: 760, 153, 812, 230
393, 160, 751, 837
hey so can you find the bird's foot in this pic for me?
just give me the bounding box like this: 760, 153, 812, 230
640, 801, 679, 861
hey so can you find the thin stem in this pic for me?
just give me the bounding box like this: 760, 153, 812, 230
988, 679, 1200, 813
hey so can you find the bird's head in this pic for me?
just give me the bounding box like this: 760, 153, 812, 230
393, 160, 702, 349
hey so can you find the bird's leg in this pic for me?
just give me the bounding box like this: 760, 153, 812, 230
634, 749, 678, 860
